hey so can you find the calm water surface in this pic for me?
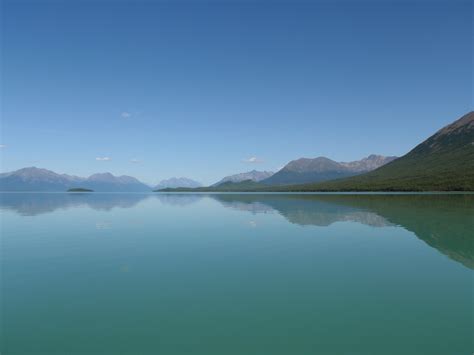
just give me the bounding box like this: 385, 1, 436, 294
1, 193, 473, 354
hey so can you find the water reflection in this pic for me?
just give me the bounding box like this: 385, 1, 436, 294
0, 192, 151, 216
0, 193, 206, 216
212, 194, 392, 227
1, 192, 472, 269
211, 194, 474, 269
154, 193, 204, 207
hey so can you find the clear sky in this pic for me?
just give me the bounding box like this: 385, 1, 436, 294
1, 0, 472, 185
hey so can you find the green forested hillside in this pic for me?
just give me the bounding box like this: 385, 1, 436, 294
158, 112, 474, 192
285, 112, 474, 191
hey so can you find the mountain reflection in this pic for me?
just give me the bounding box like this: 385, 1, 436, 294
0, 192, 151, 216
0, 193, 205, 215
212, 194, 392, 227
154, 193, 204, 207
1, 192, 472, 269
211, 193, 474, 269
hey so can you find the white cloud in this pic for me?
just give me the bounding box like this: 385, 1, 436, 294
121, 111, 131, 119
0, 144, 6, 149
242, 156, 263, 164
130, 158, 141, 164
96, 157, 111, 161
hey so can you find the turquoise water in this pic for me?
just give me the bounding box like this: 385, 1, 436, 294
1, 193, 472, 355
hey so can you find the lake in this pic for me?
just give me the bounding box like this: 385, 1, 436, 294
1, 192, 472, 354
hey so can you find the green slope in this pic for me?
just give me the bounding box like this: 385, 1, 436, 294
159, 111, 473, 192
288, 111, 474, 191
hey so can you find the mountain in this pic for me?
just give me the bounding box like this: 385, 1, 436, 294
261, 155, 396, 185
339, 154, 398, 172
292, 111, 474, 191
84, 173, 150, 192
154, 177, 202, 190
212, 170, 274, 186
0, 167, 151, 192
0, 167, 84, 191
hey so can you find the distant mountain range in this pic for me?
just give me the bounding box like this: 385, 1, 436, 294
293, 111, 474, 191
2, 112, 472, 192
211, 158, 396, 187
212, 170, 274, 186
261, 155, 396, 185
157, 111, 474, 192
83, 173, 150, 192
154, 177, 202, 190
0, 168, 150, 192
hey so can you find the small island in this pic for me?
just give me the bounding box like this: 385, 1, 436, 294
67, 188, 94, 192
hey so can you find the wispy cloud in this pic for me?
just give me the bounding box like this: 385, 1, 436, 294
242, 156, 263, 164
0, 144, 6, 149
130, 158, 142, 164
121, 111, 131, 119
96, 157, 111, 161
248, 220, 258, 228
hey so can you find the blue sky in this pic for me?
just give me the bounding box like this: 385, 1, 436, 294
1, 0, 472, 185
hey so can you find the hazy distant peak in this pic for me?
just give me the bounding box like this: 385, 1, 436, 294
155, 177, 202, 190
212, 170, 274, 186
0, 167, 150, 192
116, 175, 142, 184
340, 155, 398, 172
86, 173, 144, 185
87, 172, 117, 182
4, 167, 82, 181
60, 173, 85, 181
16, 166, 56, 176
